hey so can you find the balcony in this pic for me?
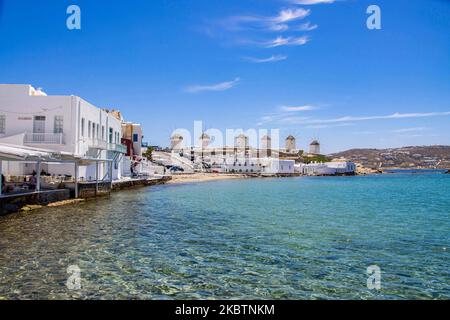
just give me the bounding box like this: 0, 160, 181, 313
90, 139, 108, 150
24, 133, 65, 145
107, 143, 127, 154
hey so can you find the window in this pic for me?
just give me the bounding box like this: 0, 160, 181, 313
102, 126, 105, 140
0, 115, 5, 134
88, 121, 92, 138
81, 118, 85, 137
96, 124, 99, 139
133, 133, 139, 142
54, 116, 63, 133
109, 127, 113, 143
92, 122, 96, 139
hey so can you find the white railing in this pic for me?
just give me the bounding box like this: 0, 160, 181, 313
90, 139, 108, 150
24, 133, 65, 145
107, 143, 127, 154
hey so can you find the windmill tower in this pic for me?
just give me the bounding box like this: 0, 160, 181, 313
170, 134, 184, 151
260, 135, 272, 157
285, 135, 296, 153
199, 132, 211, 149
309, 139, 321, 155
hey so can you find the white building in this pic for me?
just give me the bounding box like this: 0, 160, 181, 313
299, 163, 336, 176
122, 121, 144, 158
261, 158, 295, 174
0, 84, 126, 181
222, 158, 262, 174
325, 161, 356, 174
221, 158, 295, 175
298, 161, 356, 176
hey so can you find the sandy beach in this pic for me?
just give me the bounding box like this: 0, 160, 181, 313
166, 173, 248, 184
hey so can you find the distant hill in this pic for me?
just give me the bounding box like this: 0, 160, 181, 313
330, 146, 450, 169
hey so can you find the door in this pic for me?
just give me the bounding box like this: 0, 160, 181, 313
33, 116, 46, 142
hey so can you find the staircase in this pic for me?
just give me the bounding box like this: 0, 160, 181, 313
152, 151, 195, 173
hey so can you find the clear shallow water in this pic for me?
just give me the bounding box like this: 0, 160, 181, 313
0, 174, 449, 300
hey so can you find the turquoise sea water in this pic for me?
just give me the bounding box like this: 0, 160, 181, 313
0, 174, 449, 299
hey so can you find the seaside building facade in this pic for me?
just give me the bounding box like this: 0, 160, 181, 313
326, 160, 356, 174
221, 158, 295, 174
0, 84, 126, 181
260, 158, 295, 174
121, 121, 156, 177
297, 160, 356, 176
122, 122, 144, 158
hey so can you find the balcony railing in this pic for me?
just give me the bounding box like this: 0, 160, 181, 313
90, 139, 108, 150
107, 143, 127, 154
24, 133, 65, 145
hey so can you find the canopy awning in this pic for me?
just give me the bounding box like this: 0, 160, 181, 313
0, 143, 81, 162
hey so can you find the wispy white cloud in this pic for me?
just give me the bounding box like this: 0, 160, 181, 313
222, 8, 310, 32
272, 8, 310, 23
259, 111, 450, 125
257, 104, 318, 126
265, 35, 309, 48
352, 131, 376, 135
397, 133, 440, 138
296, 22, 318, 31
269, 24, 289, 31
257, 103, 320, 126
305, 112, 450, 124
280, 105, 318, 112
393, 127, 428, 133
257, 114, 311, 126
206, 7, 314, 49
307, 123, 354, 129
185, 78, 240, 93
244, 55, 288, 63
291, 0, 336, 5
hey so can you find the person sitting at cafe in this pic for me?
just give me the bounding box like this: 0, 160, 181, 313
29, 173, 37, 190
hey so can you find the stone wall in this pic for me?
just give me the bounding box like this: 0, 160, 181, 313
77, 182, 111, 199
112, 177, 171, 191
0, 177, 172, 215
0, 189, 70, 216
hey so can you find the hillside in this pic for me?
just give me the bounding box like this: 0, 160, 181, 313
330, 146, 450, 169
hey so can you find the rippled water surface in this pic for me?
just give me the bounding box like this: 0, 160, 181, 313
0, 174, 449, 299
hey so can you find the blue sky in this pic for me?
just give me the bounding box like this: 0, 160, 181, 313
0, 0, 449, 153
